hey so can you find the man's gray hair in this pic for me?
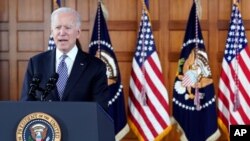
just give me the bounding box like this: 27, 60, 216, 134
51, 7, 81, 29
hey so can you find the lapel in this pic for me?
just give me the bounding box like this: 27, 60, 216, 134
62, 50, 89, 99
45, 49, 59, 100
48, 49, 56, 75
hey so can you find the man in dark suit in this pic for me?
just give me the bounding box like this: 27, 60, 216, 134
20, 7, 109, 111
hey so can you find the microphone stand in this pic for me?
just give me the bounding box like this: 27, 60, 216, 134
41, 87, 53, 101
30, 86, 52, 101
33, 87, 46, 101
40, 89, 46, 101
39, 86, 54, 101
40, 73, 59, 101
29, 73, 59, 101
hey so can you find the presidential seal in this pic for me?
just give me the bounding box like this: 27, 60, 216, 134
16, 112, 61, 141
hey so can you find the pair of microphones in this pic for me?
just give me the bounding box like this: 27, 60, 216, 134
28, 73, 59, 101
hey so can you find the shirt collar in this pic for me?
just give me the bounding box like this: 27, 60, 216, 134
56, 45, 78, 61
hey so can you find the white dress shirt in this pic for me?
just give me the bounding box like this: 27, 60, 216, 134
56, 45, 78, 75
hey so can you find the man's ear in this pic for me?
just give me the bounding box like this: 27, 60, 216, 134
77, 29, 81, 38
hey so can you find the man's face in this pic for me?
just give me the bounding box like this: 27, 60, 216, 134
51, 12, 80, 53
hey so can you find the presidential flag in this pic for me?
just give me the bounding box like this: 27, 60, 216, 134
128, 1, 171, 140
144, 0, 149, 9
88, 2, 129, 140
218, 2, 250, 138
172, 1, 220, 141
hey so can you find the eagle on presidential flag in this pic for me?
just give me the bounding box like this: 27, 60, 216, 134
88, 1, 129, 141
172, 1, 220, 141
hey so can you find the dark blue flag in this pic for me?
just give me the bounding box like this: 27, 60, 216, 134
172, 1, 220, 141
144, 0, 149, 9
89, 2, 129, 140
55, 0, 61, 7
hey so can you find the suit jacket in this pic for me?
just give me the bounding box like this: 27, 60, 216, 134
20, 48, 109, 111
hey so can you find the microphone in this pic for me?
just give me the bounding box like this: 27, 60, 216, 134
42, 73, 59, 101
28, 74, 42, 96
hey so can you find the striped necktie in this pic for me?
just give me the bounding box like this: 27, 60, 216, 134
56, 54, 68, 100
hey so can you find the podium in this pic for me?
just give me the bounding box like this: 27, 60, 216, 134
0, 101, 115, 141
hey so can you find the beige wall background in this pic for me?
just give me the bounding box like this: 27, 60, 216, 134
1, 0, 249, 140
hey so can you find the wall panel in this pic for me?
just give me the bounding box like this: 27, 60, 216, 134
0, 0, 9, 22
145, 0, 159, 20
170, 0, 193, 20
17, 31, 44, 52
169, 62, 178, 107
169, 31, 185, 53
242, 0, 250, 19
17, 61, 28, 97
76, 0, 89, 21
110, 31, 137, 52
104, 0, 137, 21
17, 0, 44, 22
218, 31, 227, 54
0, 61, 9, 100
0, 31, 9, 51
78, 30, 89, 52
219, 0, 231, 20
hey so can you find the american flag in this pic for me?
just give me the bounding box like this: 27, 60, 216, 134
48, 34, 56, 50
89, 2, 129, 140
218, 3, 250, 138
128, 2, 171, 141
172, 2, 220, 141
